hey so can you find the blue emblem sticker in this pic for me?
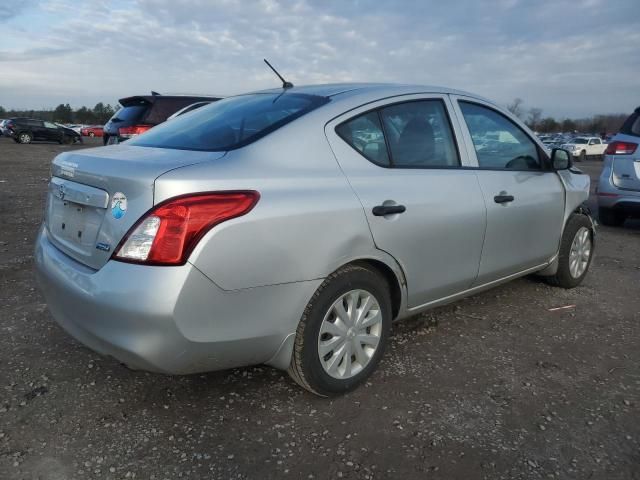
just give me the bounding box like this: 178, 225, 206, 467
111, 192, 127, 219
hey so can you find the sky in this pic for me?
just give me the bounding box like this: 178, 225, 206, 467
1, 0, 638, 118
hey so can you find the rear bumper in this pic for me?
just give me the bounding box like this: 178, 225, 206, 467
34, 227, 319, 374
597, 186, 640, 211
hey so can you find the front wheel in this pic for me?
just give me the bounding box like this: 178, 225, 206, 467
17, 132, 32, 144
546, 214, 594, 288
288, 264, 392, 396
579, 150, 586, 162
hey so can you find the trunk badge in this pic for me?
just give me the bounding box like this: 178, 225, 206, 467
96, 242, 111, 252
111, 192, 127, 219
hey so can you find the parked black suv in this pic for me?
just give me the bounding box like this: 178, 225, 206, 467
103, 93, 221, 145
6, 118, 82, 144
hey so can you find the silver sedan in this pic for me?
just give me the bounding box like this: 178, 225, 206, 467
35, 84, 594, 396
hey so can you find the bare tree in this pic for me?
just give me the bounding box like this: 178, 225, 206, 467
506, 98, 524, 118
527, 108, 543, 130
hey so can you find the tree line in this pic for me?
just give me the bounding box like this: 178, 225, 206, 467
0, 98, 629, 134
506, 98, 628, 135
0, 103, 118, 125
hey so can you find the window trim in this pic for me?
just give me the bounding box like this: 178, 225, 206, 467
457, 100, 552, 172
334, 98, 462, 170
335, 110, 390, 167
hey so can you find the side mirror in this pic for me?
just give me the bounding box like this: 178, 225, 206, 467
551, 148, 572, 170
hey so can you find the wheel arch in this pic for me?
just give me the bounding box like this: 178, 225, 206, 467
537, 204, 595, 277
265, 254, 407, 371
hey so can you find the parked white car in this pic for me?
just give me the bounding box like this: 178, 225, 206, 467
561, 137, 607, 161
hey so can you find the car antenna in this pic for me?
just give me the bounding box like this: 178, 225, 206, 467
263, 59, 293, 89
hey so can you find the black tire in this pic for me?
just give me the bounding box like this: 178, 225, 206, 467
17, 132, 32, 144
579, 150, 586, 162
598, 207, 625, 227
288, 264, 392, 396
546, 214, 594, 289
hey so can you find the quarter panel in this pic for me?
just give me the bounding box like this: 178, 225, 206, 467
154, 120, 379, 290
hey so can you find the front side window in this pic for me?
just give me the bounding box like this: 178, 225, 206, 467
44, 122, 57, 129
336, 111, 389, 166
459, 102, 541, 170
130, 93, 328, 151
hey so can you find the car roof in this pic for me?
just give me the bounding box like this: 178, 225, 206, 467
251, 82, 486, 100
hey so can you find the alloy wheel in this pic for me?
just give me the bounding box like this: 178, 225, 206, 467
569, 226, 591, 278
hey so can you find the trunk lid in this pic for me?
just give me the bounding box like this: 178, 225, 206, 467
46, 144, 225, 270
611, 133, 640, 192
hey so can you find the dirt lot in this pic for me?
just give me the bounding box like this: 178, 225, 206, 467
0, 136, 638, 480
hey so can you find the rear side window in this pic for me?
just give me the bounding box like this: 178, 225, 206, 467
145, 99, 207, 125
130, 93, 328, 151
336, 99, 459, 168
459, 102, 541, 170
621, 111, 640, 137
379, 100, 459, 167
336, 112, 390, 166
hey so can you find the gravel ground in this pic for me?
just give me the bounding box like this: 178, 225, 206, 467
0, 136, 639, 480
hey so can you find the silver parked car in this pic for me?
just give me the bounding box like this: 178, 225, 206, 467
35, 84, 595, 396
597, 106, 640, 226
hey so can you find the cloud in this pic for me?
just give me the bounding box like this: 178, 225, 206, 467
0, 0, 638, 117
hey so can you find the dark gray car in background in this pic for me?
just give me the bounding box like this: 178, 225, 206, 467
103, 93, 222, 145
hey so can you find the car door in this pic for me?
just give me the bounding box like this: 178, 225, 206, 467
325, 95, 486, 308
43, 122, 61, 142
588, 138, 602, 155
450, 96, 565, 284
27, 120, 45, 140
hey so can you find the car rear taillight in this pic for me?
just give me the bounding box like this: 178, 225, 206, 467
113, 191, 259, 266
605, 141, 638, 155
118, 124, 153, 138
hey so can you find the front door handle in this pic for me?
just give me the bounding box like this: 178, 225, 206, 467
372, 205, 406, 216
494, 194, 514, 204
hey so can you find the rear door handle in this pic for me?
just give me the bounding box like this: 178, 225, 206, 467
494, 195, 514, 204
372, 205, 406, 216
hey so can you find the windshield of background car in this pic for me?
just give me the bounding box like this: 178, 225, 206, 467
573, 138, 588, 144
129, 93, 329, 151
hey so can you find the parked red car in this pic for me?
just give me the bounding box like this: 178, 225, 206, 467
80, 126, 104, 137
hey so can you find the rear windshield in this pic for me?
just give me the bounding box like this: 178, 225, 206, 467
110, 105, 147, 123
621, 111, 640, 137
129, 93, 329, 151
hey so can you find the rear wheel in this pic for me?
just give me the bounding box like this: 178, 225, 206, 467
598, 207, 625, 227
17, 132, 32, 144
546, 214, 593, 288
288, 264, 392, 396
